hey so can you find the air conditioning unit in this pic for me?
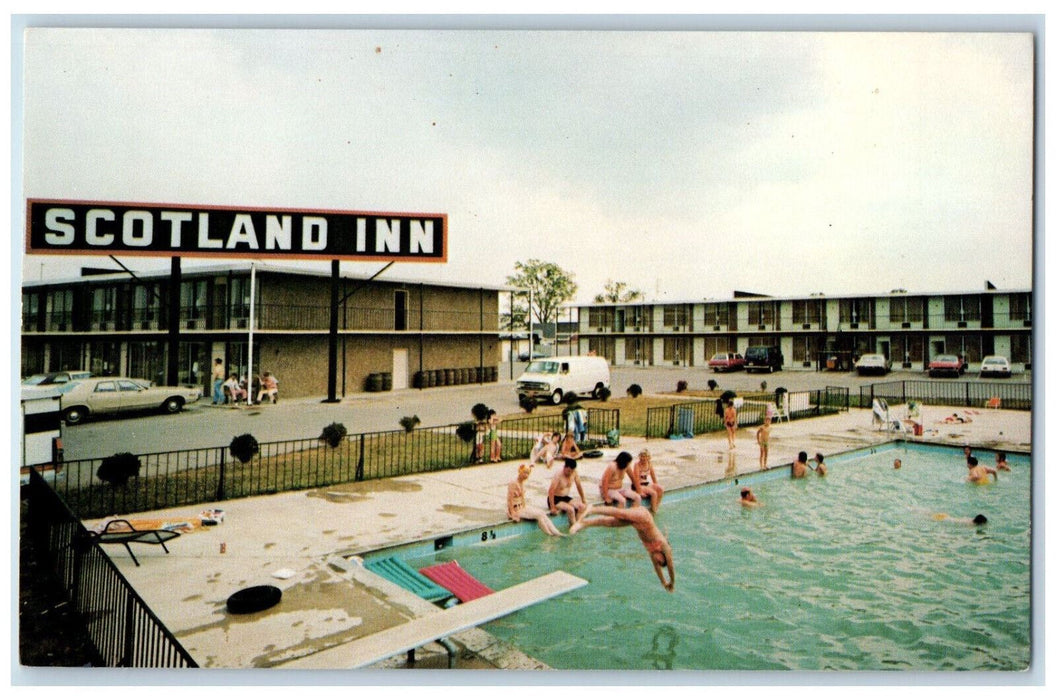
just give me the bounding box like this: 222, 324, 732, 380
1024, 319, 1032, 327
713, 325, 721, 331
672, 326, 679, 331
957, 321, 968, 328
901, 322, 911, 328
758, 324, 766, 330
234, 318, 248, 329
849, 323, 859, 329
802, 323, 811, 329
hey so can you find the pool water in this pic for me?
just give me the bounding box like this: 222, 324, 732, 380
403, 443, 1031, 671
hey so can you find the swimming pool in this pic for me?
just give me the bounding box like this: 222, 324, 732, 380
391, 443, 1031, 671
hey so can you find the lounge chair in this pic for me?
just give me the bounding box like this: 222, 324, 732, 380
419, 561, 494, 603
365, 556, 453, 604
89, 518, 181, 566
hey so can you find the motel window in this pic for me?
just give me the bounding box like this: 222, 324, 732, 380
703, 303, 729, 327
663, 338, 688, 364
180, 280, 209, 326
45, 289, 74, 331
1008, 293, 1031, 323
791, 299, 823, 326
944, 295, 982, 323
624, 337, 652, 365
704, 336, 734, 359
662, 305, 687, 329
22, 292, 39, 332
1010, 333, 1031, 364
747, 301, 776, 327
132, 283, 161, 329
889, 296, 925, 324
838, 298, 873, 326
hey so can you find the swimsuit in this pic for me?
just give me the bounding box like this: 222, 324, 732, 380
552, 495, 573, 506
644, 539, 665, 555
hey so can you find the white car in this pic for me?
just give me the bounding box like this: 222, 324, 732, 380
60, 377, 202, 425
855, 353, 891, 376
979, 355, 1012, 378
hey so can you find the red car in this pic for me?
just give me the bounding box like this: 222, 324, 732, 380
708, 352, 745, 372
927, 354, 967, 378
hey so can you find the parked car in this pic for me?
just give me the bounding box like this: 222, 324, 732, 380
744, 345, 784, 373
979, 355, 1013, 378
60, 377, 202, 425
708, 352, 745, 372
22, 370, 92, 386
517, 345, 554, 361
927, 354, 967, 378
855, 353, 892, 376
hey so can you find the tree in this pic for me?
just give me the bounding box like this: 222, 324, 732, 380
594, 280, 643, 304
505, 259, 578, 326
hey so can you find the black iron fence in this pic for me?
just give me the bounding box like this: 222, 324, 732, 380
24, 469, 198, 667
51, 408, 621, 521
857, 380, 1032, 411
644, 389, 846, 439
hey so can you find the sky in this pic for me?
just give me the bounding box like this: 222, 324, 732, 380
15, 21, 1037, 304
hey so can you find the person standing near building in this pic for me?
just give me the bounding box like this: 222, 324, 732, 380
211, 357, 225, 405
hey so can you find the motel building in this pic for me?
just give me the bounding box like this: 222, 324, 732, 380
20, 263, 506, 400
571, 286, 1033, 373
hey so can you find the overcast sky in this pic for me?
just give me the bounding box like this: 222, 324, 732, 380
17, 26, 1035, 303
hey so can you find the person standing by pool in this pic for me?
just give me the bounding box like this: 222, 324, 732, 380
723, 400, 738, 449
558, 431, 584, 463
812, 453, 827, 477
792, 451, 810, 478
633, 449, 664, 513
547, 458, 588, 526
966, 456, 998, 484
599, 451, 642, 507
570, 504, 674, 592
756, 414, 772, 470
739, 488, 762, 508
487, 409, 502, 463
507, 464, 563, 536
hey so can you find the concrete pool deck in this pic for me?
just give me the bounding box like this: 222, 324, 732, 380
82, 404, 1033, 670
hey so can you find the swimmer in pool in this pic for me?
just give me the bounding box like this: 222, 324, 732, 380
966, 456, 998, 484
739, 488, 762, 508
996, 451, 1011, 472
812, 452, 827, 477
894, 458, 902, 470
791, 451, 809, 478
932, 513, 988, 526
570, 504, 674, 592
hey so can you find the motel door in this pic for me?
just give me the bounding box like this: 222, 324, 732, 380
392, 348, 409, 390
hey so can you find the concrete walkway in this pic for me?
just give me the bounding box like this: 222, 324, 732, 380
83, 404, 1032, 670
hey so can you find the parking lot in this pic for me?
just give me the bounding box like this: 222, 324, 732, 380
58, 362, 1032, 461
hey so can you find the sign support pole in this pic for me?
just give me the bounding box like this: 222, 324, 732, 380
166, 257, 181, 386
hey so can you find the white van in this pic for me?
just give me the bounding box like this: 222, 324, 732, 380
516, 355, 611, 405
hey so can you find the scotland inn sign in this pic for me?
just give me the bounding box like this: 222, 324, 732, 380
26, 200, 448, 262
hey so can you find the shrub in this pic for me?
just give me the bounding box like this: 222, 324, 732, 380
319, 422, 348, 448
471, 403, 491, 421
564, 392, 579, 405
627, 384, 643, 398
399, 415, 421, 433
707, 379, 718, 391
230, 433, 260, 464
760, 380, 768, 392
676, 380, 689, 393
720, 389, 737, 403
519, 395, 538, 413
96, 452, 141, 487
597, 386, 612, 402
455, 421, 477, 443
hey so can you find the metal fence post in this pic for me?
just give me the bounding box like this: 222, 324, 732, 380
355, 434, 365, 482
215, 448, 226, 501
122, 594, 136, 666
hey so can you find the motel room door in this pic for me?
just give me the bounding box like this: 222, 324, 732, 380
392, 348, 409, 390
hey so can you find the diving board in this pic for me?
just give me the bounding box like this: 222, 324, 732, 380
284, 570, 587, 669
419, 561, 494, 603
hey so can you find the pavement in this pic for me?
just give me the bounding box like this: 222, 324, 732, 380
81, 401, 1033, 671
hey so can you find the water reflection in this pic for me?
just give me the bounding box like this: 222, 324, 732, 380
644, 625, 679, 670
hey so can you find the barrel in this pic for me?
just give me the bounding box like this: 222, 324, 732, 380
425, 370, 436, 387
366, 373, 382, 392
470, 367, 479, 383
413, 371, 425, 389
381, 372, 393, 391
444, 369, 455, 386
